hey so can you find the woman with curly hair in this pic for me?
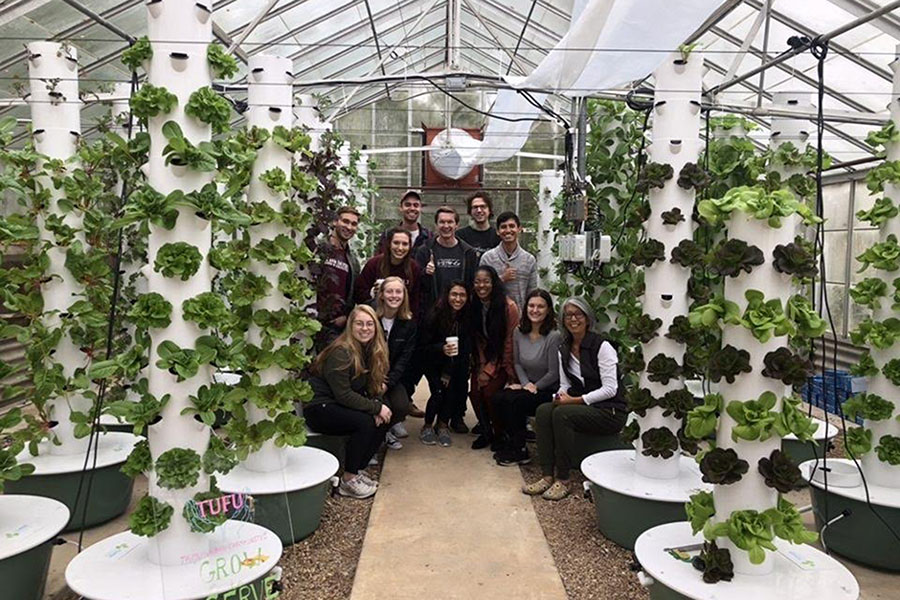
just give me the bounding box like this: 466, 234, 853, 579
307, 304, 392, 499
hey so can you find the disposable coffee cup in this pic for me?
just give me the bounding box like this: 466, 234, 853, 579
446, 336, 459, 356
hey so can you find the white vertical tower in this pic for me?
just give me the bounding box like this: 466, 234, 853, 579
143, 0, 215, 564
27, 41, 88, 456
860, 47, 900, 489
538, 169, 563, 288
243, 54, 295, 472
633, 52, 703, 479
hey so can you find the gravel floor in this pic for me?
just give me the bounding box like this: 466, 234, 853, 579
518, 455, 649, 600
277, 452, 383, 600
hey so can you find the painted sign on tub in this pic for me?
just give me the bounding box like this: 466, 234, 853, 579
184, 491, 254, 531
203, 572, 280, 600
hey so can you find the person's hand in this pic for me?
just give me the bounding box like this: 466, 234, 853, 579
332, 316, 347, 328
501, 265, 517, 282
425, 253, 436, 275
370, 284, 380, 300
524, 382, 538, 394
380, 383, 387, 395
378, 404, 392, 424
477, 372, 491, 388
443, 343, 456, 357
558, 391, 582, 404
506, 383, 522, 390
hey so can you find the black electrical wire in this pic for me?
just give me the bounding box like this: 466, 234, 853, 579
418, 75, 554, 124
71, 68, 139, 553
805, 37, 900, 547
595, 102, 652, 282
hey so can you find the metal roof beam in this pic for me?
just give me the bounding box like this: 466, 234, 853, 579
710, 25, 876, 114
460, 0, 530, 76
212, 21, 250, 64
59, 0, 134, 42
506, 0, 537, 76
704, 58, 875, 154
476, 0, 562, 45
710, 0, 900, 96
292, 21, 446, 81
742, 0, 891, 81
824, 0, 900, 40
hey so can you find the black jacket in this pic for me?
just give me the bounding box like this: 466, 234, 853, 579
384, 318, 417, 391
413, 237, 479, 316
559, 331, 626, 411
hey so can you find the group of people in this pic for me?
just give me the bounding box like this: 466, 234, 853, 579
304, 190, 627, 501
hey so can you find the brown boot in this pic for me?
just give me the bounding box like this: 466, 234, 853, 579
407, 403, 425, 418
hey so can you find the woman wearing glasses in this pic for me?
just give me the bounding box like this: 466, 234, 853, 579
521, 297, 626, 501
307, 304, 392, 499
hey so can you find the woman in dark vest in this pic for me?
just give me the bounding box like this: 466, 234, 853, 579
522, 297, 626, 501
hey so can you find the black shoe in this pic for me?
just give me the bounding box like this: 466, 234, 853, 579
471, 435, 490, 450
490, 438, 505, 452
497, 448, 531, 466
449, 419, 469, 434
524, 430, 536, 442
471, 422, 484, 435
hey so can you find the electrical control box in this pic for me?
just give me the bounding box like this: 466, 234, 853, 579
558, 232, 611, 265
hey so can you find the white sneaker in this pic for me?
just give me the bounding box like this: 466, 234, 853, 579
385, 431, 403, 450
337, 475, 377, 499
358, 472, 378, 487
368, 455, 379, 467
391, 422, 409, 438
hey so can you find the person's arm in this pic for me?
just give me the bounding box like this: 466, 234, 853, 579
502, 300, 519, 380
353, 259, 377, 305
513, 333, 530, 386
321, 348, 382, 414
556, 349, 569, 397
526, 256, 538, 297
533, 332, 561, 391
582, 342, 619, 405
386, 321, 417, 390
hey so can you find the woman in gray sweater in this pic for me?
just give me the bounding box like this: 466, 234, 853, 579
492, 289, 561, 466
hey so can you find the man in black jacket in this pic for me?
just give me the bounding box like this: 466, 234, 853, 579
413, 206, 478, 432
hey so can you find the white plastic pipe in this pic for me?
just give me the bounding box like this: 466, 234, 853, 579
243, 54, 294, 473
632, 52, 703, 480
27, 41, 91, 457
143, 0, 215, 566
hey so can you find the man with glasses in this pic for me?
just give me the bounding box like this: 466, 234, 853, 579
315, 206, 361, 350
457, 191, 501, 257
377, 189, 432, 254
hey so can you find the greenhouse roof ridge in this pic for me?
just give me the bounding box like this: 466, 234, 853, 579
0, 0, 899, 163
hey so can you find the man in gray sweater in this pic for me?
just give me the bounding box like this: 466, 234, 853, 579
479, 211, 537, 312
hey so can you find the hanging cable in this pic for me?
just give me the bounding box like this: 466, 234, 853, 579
806, 36, 900, 546
72, 68, 140, 553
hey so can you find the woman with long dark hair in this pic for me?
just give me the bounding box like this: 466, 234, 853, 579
418, 281, 471, 447
492, 289, 561, 466
354, 227, 422, 317
469, 265, 519, 450
521, 297, 626, 501
307, 304, 392, 499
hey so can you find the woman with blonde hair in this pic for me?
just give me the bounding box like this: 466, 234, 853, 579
375, 276, 419, 447
307, 304, 392, 498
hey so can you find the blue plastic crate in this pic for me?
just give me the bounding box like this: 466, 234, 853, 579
800, 370, 863, 425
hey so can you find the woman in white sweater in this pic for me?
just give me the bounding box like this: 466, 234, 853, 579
521, 297, 626, 501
